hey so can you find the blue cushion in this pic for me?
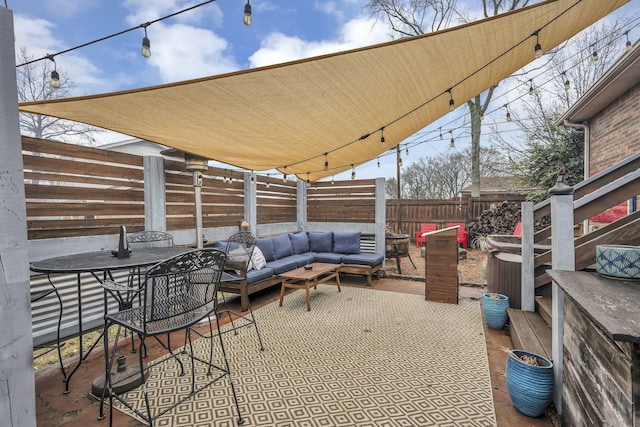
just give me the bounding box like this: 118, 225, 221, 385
272, 234, 294, 259
333, 232, 361, 254
256, 237, 276, 262
288, 232, 310, 254
309, 231, 333, 253
313, 252, 344, 264
287, 253, 314, 267
266, 257, 299, 274
245, 267, 275, 284
342, 253, 384, 267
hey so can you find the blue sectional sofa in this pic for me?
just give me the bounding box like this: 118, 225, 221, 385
218, 231, 384, 311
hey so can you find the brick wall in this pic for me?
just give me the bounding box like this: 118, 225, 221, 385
589, 82, 640, 175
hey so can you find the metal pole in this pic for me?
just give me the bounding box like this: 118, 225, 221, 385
193, 171, 204, 248
396, 145, 401, 233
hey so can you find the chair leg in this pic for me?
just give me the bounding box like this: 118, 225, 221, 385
214, 312, 245, 425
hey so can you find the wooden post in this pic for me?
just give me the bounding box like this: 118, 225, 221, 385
0, 6, 37, 426
521, 201, 534, 311
549, 175, 575, 415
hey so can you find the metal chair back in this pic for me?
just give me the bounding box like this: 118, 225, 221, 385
127, 230, 174, 248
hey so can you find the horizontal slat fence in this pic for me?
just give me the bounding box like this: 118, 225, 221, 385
256, 175, 297, 224
23, 136, 145, 239
387, 193, 526, 238
308, 179, 377, 222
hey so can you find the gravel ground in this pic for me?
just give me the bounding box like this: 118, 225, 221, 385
384, 244, 488, 285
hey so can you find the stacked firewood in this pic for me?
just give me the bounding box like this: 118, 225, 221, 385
467, 201, 551, 244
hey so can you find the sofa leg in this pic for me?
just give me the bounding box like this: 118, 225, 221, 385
366, 274, 372, 286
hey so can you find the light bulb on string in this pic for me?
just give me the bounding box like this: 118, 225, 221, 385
324, 153, 329, 171
439, 127, 443, 139
505, 103, 512, 122
243, 0, 252, 26
528, 79, 534, 96
380, 127, 386, 149
306, 172, 310, 186
377, 157, 380, 168
449, 131, 455, 148
141, 24, 151, 58
398, 156, 403, 168
282, 167, 287, 183
265, 180, 270, 189
591, 45, 599, 61
625, 31, 632, 51
351, 165, 356, 180
331, 175, 335, 185
405, 145, 409, 156
447, 88, 455, 112
534, 30, 542, 59
562, 72, 570, 91
47, 55, 61, 89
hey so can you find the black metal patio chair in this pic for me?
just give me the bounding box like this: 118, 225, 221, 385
98, 248, 244, 426
216, 231, 265, 351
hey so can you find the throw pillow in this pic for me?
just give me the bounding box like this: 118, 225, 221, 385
309, 231, 333, 253
333, 232, 361, 254
250, 247, 267, 270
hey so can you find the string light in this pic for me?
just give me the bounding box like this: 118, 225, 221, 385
405, 145, 409, 156
380, 127, 386, 149
528, 79, 534, 96
306, 172, 310, 185
591, 45, 599, 61
141, 24, 151, 58
447, 88, 455, 112
282, 166, 287, 183
243, 0, 252, 26
323, 153, 329, 171
562, 72, 570, 91
505, 104, 512, 122
46, 55, 61, 89
398, 156, 403, 167
625, 31, 632, 51
439, 127, 443, 139
351, 165, 356, 180
449, 130, 455, 148
331, 175, 335, 185
377, 157, 380, 168
250, 172, 255, 185
534, 30, 543, 59
265, 180, 270, 189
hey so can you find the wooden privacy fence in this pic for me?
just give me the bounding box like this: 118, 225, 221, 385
23, 136, 378, 240
386, 193, 526, 238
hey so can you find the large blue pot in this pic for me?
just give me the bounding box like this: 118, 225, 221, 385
481, 292, 509, 330
505, 350, 554, 417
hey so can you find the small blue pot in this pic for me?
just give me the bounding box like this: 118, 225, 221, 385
505, 350, 554, 417
482, 292, 509, 330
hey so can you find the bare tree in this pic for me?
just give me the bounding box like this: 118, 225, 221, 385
366, 0, 531, 197
17, 48, 101, 144
395, 146, 508, 199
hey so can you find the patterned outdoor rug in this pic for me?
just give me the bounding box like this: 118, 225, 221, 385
113, 286, 496, 426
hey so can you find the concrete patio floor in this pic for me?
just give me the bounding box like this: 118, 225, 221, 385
34, 275, 554, 426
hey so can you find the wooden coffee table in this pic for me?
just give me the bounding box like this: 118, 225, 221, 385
278, 262, 341, 311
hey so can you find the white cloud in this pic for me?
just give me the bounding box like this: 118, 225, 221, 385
249, 15, 390, 68
123, 0, 223, 27
148, 23, 239, 82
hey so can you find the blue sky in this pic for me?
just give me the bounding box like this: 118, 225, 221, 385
9, 0, 640, 181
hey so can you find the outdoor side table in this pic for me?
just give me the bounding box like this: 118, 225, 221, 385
30, 246, 190, 393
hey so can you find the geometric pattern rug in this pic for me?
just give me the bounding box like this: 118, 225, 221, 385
113, 286, 496, 426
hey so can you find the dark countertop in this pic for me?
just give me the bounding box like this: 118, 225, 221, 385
547, 270, 640, 344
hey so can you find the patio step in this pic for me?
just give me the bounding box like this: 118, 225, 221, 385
507, 299, 552, 362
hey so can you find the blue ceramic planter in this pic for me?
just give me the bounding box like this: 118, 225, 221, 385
505, 350, 554, 417
482, 293, 509, 330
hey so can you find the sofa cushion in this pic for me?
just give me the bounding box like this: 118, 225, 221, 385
313, 252, 344, 264
288, 231, 310, 254
333, 232, 361, 254
266, 257, 299, 274
272, 234, 294, 259
287, 253, 314, 267
342, 253, 384, 267
256, 237, 276, 262
309, 231, 333, 253
219, 266, 274, 284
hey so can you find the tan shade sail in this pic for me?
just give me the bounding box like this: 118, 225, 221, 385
19, 0, 627, 182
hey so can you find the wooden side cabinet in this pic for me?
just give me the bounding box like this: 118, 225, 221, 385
424, 227, 459, 304
547, 270, 640, 427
